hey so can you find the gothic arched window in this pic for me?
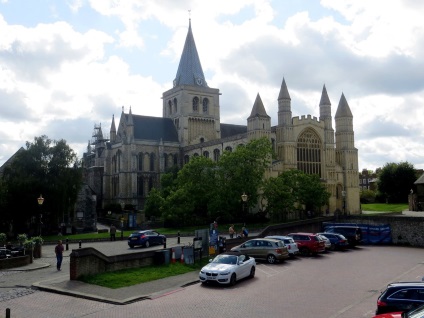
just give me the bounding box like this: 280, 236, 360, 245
203, 98, 209, 113
168, 100, 172, 115
173, 98, 178, 113
193, 97, 199, 112
203, 151, 209, 158
297, 128, 322, 177
149, 153, 155, 171
213, 149, 220, 162
225, 146, 232, 152
138, 153, 144, 171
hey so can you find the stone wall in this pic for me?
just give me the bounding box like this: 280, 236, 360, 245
345, 215, 424, 247
0, 255, 31, 270
69, 247, 156, 280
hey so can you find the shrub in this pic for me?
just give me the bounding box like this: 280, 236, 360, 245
0, 232, 7, 246
32, 236, 44, 245
17, 233, 28, 246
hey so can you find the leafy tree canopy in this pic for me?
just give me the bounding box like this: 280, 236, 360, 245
1, 135, 82, 233
377, 162, 417, 203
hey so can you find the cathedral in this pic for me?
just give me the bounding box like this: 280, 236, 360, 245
83, 20, 360, 216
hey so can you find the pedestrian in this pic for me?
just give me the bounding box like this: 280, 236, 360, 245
242, 226, 248, 238
110, 224, 116, 241
55, 240, 64, 271
229, 224, 235, 238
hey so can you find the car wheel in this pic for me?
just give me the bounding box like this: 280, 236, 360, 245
267, 254, 277, 264
330, 244, 335, 251
145, 240, 150, 248
230, 273, 237, 286
300, 247, 310, 256
249, 266, 255, 278
129, 245, 134, 248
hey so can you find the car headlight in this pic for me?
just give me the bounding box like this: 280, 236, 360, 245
200, 270, 205, 274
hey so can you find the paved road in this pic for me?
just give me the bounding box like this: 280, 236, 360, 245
1, 242, 424, 317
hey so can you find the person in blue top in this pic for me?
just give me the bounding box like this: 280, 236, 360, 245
242, 227, 248, 237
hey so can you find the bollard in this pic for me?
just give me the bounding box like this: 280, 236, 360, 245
163, 237, 166, 249
177, 232, 180, 244
6, 308, 10, 318
79, 240, 82, 248
65, 238, 69, 251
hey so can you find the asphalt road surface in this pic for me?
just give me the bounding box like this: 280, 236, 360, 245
1, 243, 424, 317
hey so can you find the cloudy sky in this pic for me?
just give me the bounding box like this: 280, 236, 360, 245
0, 0, 423, 172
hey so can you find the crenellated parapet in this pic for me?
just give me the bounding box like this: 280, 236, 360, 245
292, 114, 324, 128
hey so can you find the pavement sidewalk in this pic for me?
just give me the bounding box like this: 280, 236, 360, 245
4, 239, 201, 305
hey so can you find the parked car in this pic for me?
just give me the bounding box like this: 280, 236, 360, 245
199, 252, 256, 286
376, 282, 424, 314
127, 230, 166, 248
317, 234, 331, 251
373, 303, 424, 317
287, 233, 326, 256
230, 238, 289, 264
0, 248, 12, 259
265, 235, 299, 257
316, 232, 349, 250
324, 226, 363, 247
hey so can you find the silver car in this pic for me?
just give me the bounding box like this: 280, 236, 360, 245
265, 235, 299, 257
231, 238, 289, 264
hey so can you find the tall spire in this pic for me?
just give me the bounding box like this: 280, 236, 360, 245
173, 19, 207, 87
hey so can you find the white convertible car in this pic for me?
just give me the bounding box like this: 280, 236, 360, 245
199, 252, 256, 286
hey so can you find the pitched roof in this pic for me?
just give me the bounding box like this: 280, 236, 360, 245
130, 115, 179, 142
220, 123, 247, 138
173, 19, 207, 88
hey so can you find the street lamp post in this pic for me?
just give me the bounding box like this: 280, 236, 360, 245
241, 192, 248, 226
37, 195, 44, 236
120, 202, 125, 240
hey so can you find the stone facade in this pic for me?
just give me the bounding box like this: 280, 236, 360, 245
82, 20, 360, 216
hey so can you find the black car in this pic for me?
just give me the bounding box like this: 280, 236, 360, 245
316, 232, 349, 250
376, 282, 424, 314
324, 226, 362, 247
127, 230, 166, 248
0, 248, 12, 259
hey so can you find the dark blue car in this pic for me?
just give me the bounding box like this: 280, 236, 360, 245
128, 230, 166, 248
316, 232, 349, 250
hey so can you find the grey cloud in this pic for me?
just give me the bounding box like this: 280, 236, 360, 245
221, 27, 424, 99
0, 90, 34, 120
357, 118, 411, 139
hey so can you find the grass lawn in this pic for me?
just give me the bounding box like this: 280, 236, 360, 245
80, 259, 208, 289
361, 203, 408, 213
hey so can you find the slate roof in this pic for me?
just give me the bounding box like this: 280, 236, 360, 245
415, 173, 424, 185
278, 78, 291, 100
220, 123, 247, 138
173, 19, 207, 88
319, 84, 331, 106
131, 115, 179, 143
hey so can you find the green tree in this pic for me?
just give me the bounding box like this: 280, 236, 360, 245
143, 188, 165, 220
360, 189, 376, 203
2, 135, 82, 233
262, 170, 330, 221
214, 137, 273, 222
377, 162, 417, 203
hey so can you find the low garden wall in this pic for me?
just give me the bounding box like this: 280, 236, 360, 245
70, 247, 157, 280
0, 255, 32, 270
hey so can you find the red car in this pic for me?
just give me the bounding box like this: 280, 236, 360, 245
287, 233, 326, 256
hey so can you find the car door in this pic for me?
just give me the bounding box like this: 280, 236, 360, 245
237, 255, 251, 279
238, 240, 255, 256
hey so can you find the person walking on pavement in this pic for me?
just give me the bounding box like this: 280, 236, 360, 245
110, 224, 117, 241
55, 240, 64, 271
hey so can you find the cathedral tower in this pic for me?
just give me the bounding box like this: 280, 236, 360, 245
247, 93, 271, 141
335, 93, 359, 214
162, 19, 221, 147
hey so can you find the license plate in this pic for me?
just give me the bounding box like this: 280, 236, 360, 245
131, 237, 137, 240
207, 276, 216, 280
